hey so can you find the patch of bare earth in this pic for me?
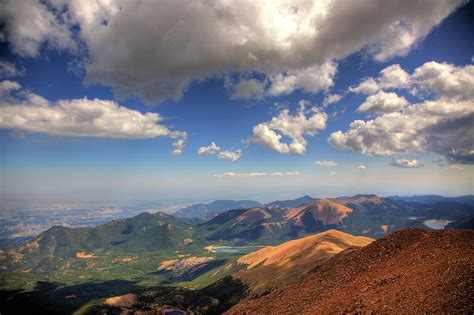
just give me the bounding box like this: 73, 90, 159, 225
105, 293, 136, 308
158, 256, 214, 271
76, 251, 96, 259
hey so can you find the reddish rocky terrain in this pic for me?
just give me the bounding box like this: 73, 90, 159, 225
227, 229, 474, 314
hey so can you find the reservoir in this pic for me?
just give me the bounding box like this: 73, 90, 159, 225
423, 219, 451, 230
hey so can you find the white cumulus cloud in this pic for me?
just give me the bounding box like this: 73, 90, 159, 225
251, 101, 327, 154
329, 99, 474, 163
198, 142, 242, 162
217, 149, 242, 162
358, 91, 409, 114
172, 138, 187, 157
331, 61, 474, 164
229, 62, 337, 100
350, 64, 410, 94
266, 63, 337, 97
323, 93, 343, 107
0, 80, 186, 154
411, 61, 474, 101
198, 142, 221, 156
350, 61, 474, 100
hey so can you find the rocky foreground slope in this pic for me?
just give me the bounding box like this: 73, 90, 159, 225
227, 229, 474, 314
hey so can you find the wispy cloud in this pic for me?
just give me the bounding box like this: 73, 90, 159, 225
315, 160, 339, 167
323, 93, 342, 107
434, 159, 465, 170
390, 158, 424, 168
0, 60, 24, 78
214, 171, 300, 178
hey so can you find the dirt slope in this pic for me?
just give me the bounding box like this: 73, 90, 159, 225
227, 229, 474, 314
234, 230, 373, 295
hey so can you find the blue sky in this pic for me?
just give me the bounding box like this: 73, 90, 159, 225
0, 0, 473, 202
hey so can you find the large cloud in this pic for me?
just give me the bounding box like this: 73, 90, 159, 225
0, 0, 465, 103
329, 99, 474, 163
330, 62, 474, 164
251, 101, 327, 154
0, 80, 186, 154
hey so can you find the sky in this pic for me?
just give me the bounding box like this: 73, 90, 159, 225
0, 0, 473, 203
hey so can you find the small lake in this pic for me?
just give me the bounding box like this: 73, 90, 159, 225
212, 246, 263, 253
423, 219, 451, 230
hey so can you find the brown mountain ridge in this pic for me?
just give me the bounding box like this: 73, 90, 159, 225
234, 230, 373, 296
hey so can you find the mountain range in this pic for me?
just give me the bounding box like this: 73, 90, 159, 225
1, 194, 473, 314
388, 195, 474, 205
4, 194, 474, 272
195, 194, 473, 242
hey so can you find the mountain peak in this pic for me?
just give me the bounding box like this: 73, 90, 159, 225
343, 194, 383, 203
173, 199, 261, 220
266, 195, 317, 209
